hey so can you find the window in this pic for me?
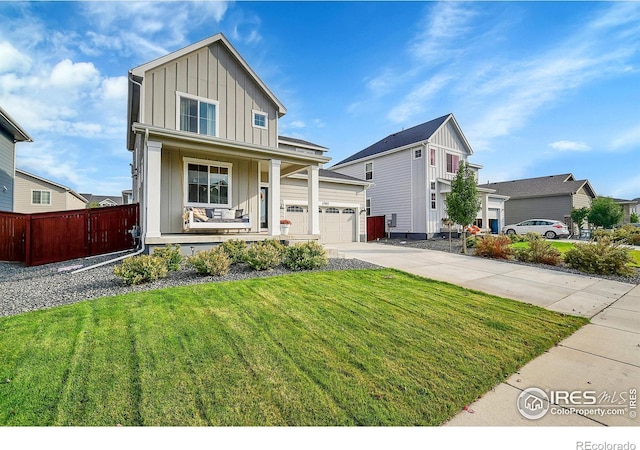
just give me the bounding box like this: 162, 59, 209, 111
446, 154, 460, 173
184, 158, 231, 207
414, 148, 422, 159
177, 92, 218, 136
431, 193, 436, 210
252, 110, 267, 129
325, 208, 340, 214
430, 148, 436, 166
365, 162, 373, 180
31, 190, 51, 205
366, 198, 371, 216
430, 181, 436, 191
286, 205, 304, 212
343, 208, 356, 214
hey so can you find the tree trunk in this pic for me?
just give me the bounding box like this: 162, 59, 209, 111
462, 229, 467, 254
448, 223, 452, 252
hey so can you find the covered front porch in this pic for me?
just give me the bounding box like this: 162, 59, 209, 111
133, 125, 330, 248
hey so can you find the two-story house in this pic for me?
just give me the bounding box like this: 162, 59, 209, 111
0, 107, 32, 212
14, 169, 87, 213
330, 114, 509, 239
127, 33, 369, 251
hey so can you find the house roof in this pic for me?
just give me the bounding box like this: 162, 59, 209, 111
130, 33, 286, 116
278, 135, 328, 152
478, 173, 597, 200
80, 194, 124, 206
16, 169, 87, 203
288, 168, 371, 186
0, 106, 33, 142
331, 113, 470, 167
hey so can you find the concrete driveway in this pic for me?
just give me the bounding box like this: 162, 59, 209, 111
325, 242, 640, 426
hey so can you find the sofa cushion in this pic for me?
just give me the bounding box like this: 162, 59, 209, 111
221, 209, 235, 220
192, 208, 208, 222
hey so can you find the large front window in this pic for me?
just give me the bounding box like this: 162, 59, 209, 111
184, 159, 231, 207
178, 93, 218, 136
446, 154, 460, 173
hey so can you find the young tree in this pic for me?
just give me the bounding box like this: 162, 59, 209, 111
570, 207, 590, 235
588, 197, 623, 229
444, 161, 481, 254
631, 212, 639, 224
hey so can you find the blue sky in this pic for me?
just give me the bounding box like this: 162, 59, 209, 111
0, 1, 639, 199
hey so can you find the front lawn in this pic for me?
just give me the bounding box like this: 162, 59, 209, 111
0, 269, 586, 426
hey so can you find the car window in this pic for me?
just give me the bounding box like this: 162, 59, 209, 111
520, 221, 533, 226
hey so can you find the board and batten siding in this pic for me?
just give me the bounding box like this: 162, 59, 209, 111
333, 149, 413, 233
0, 128, 14, 211
504, 196, 572, 225
431, 120, 467, 152
159, 147, 260, 234
143, 41, 278, 149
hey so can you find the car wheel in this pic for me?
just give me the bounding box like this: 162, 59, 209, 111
505, 229, 516, 235
544, 231, 556, 239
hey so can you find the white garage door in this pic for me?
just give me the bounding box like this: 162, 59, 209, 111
283, 205, 356, 243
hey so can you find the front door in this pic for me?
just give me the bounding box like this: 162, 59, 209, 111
260, 187, 269, 229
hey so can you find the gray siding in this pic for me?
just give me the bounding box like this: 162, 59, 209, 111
504, 195, 572, 225
143, 41, 278, 148
411, 149, 427, 232
0, 128, 14, 211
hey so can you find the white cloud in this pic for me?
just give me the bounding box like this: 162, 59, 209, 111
0, 41, 31, 73
100, 76, 128, 101
549, 140, 591, 152
387, 75, 451, 124
49, 59, 100, 90
611, 124, 640, 150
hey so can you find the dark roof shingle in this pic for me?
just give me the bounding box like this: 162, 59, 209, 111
478, 174, 597, 199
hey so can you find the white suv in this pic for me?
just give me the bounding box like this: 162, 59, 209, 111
502, 219, 570, 239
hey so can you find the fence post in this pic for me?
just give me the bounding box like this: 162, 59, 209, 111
24, 214, 32, 267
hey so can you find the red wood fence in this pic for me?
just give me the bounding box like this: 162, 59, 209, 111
366, 215, 386, 241
0, 204, 139, 266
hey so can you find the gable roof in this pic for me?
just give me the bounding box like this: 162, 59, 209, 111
331, 113, 471, 167
478, 173, 597, 199
130, 33, 286, 116
0, 106, 33, 142
16, 169, 87, 203
278, 135, 328, 152
80, 194, 124, 206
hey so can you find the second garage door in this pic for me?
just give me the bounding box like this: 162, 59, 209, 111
284, 205, 356, 243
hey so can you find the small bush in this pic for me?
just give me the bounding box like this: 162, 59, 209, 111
188, 246, 231, 276
564, 237, 634, 277
246, 240, 283, 271
283, 241, 329, 271
514, 234, 561, 266
507, 233, 528, 243
474, 235, 514, 259
220, 239, 248, 264
113, 255, 168, 285
152, 244, 183, 271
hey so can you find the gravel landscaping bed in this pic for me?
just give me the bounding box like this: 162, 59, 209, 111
376, 237, 640, 285
0, 253, 381, 318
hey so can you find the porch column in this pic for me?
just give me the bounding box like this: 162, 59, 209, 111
269, 159, 281, 236
481, 192, 489, 231
145, 140, 162, 238
308, 165, 320, 235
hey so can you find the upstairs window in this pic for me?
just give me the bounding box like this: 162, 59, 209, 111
430, 148, 436, 166
252, 110, 267, 129
365, 162, 373, 180
32, 190, 51, 205
446, 154, 460, 173
414, 148, 422, 159
366, 198, 371, 216
177, 92, 218, 136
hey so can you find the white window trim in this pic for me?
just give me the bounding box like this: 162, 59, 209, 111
430, 148, 436, 167
175, 91, 220, 137
446, 152, 460, 174
31, 189, 51, 206
414, 148, 423, 159
252, 110, 268, 130
365, 161, 373, 181
183, 157, 232, 208
366, 197, 371, 216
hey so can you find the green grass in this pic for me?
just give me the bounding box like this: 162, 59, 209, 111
0, 269, 586, 426
511, 241, 640, 267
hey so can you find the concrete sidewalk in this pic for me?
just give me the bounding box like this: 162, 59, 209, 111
325, 242, 640, 426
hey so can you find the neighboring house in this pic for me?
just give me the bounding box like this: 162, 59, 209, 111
612, 198, 639, 224
14, 169, 87, 213
330, 114, 509, 238
122, 190, 133, 205
478, 173, 597, 232
81, 193, 124, 207
0, 107, 32, 212
126, 33, 369, 250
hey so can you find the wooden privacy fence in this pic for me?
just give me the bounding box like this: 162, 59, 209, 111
367, 215, 386, 241
0, 204, 139, 266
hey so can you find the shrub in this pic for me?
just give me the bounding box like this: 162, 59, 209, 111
220, 239, 249, 264
152, 244, 183, 271
507, 233, 528, 243
283, 241, 329, 270
474, 235, 514, 260
113, 255, 168, 285
514, 234, 561, 266
564, 237, 634, 277
246, 240, 283, 271
592, 226, 640, 246
188, 246, 231, 276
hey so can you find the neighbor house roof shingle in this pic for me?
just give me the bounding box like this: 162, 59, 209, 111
478, 174, 597, 199
332, 114, 451, 167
